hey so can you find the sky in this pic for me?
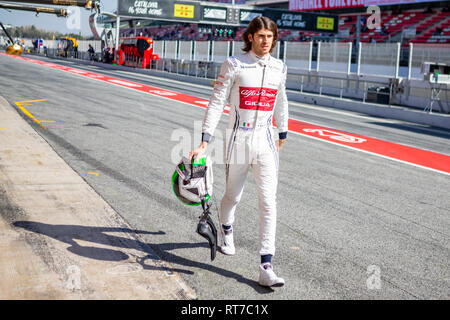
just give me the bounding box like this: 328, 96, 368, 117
0, 0, 118, 36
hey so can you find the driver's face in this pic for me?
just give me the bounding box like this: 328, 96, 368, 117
249, 28, 274, 57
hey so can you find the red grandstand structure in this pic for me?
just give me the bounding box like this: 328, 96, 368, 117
338, 7, 450, 45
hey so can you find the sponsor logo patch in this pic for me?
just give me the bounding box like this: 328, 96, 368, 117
239, 87, 278, 111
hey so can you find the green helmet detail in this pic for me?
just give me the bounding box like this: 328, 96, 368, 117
172, 156, 213, 206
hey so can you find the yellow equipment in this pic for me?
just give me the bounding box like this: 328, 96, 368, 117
6, 43, 23, 55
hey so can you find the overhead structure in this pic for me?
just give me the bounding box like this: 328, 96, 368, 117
89, 12, 116, 48
89, 11, 122, 63
0, 0, 100, 56
116, 0, 338, 33
1, 0, 99, 10
0, 2, 68, 16
289, 0, 443, 11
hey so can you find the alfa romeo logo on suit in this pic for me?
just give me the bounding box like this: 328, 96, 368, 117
239, 87, 278, 111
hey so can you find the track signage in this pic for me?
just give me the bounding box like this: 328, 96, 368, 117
117, 1, 338, 32
118, 0, 200, 22
263, 8, 338, 32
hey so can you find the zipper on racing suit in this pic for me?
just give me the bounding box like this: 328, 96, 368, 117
251, 64, 266, 145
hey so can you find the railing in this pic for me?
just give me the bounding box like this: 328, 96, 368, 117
7, 39, 449, 113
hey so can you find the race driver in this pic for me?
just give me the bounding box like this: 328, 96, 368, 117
190, 16, 289, 287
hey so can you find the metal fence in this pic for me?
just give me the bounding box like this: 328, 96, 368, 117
16, 38, 102, 53
193, 41, 210, 62
284, 42, 313, 70
150, 40, 448, 110
178, 41, 192, 61
20, 39, 445, 83
212, 41, 230, 63
408, 43, 450, 79
77, 40, 102, 52
231, 41, 244, 56
358, 43, 400, 77
153, 40, 164, 58
14, 38, 448, 113
164, 40, 177, 59
318, 42, 352, 74
148, 40, 443, 82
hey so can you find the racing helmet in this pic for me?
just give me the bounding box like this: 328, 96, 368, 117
172, 156, 213, 206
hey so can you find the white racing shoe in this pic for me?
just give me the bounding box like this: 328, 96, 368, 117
218, 226, 235, 255
258, 263, 285, 287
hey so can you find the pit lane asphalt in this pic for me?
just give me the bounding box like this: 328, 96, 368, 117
1, 53, 449, 299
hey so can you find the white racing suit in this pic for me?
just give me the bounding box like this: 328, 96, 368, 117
201, 50, 289, 256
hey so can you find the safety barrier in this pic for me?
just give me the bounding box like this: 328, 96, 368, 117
358, 43, 400, 77
11, 38, 449, 113
317, 42, 352, 74
284, 42, 313, 70
408, 43, 450, 80
157, 40, 450, 111
22, 39, 448, 80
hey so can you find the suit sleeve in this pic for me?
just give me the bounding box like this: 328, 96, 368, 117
201, 58, 237, 142
274, 63, 289, 139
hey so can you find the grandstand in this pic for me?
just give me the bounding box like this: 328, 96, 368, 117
338, 7, 450, 44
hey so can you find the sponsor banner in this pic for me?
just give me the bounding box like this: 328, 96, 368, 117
317, 17, 335, 30
289, 0, 365, 11
289, 0, 442, 11
202, 6, 227, 21
239, 87, 278, 111
118, 0, 200, 22
365, 0, 442, 5
118, 0, 170, 17
239, 9, 264, 23
263, 8, 338, 32
174, 3, 195, 19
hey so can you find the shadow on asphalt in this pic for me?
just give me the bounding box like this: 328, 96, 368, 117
13, 221, 273, 294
